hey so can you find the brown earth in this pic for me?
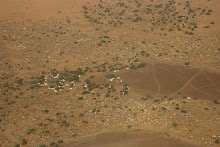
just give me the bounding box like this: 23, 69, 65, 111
0, 0, 220, 146
116, 62, 220, 101
64, 130, 196, 147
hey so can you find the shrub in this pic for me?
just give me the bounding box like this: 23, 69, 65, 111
203, 26, 210, 28
130, 65, 137, 70
101, 40, 106, 43
106, 74, 115, 79
16, 79, 23, 85
3, 83, 9, 88
27, 129, 35, 135
168, 28, 173, 31
105, 93, 110, 97
146, 53, 150, 57
214, 100, 219, 104
56, 112, 62, 116
172, 122, 178, 127
184, 62, 190, 66
57, 140, 64, 143
82, 91, 90, 94
79, 113, 84, 117
22, 139, 27, 145
78, 97, 83, 100
141, 41, 146, 44
181, 110, 187, 113
137, 63, 147, 68
97, 43, 102, 46
127, 124, 131, 128
44, 110, 49, 113
189, 32, 193, 35
134, 59, 139, 62
140, 51, 145, 56
49, 142, 55, 146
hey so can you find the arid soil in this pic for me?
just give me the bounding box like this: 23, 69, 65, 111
0, 0, 220, 147
65, 130, 196, 147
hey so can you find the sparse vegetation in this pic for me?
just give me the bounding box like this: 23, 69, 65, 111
0, 0, 219, 146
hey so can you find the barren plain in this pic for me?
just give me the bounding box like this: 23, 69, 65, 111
0, 0, 220, 146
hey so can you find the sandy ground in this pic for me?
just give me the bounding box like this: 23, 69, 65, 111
116, 62, 220, 101
0, 0, 220, 146
0, 0, 85, 19
64, 131, 196, 147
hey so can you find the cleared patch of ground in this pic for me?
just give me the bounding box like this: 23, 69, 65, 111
65, 131, 196, 147
116, 63, 220, 100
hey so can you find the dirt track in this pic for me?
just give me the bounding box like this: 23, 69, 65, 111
116, 63, 220, 100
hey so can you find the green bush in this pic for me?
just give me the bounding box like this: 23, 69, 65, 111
214, 100, 219, 104
134, 59, 139, 62
146, 53, 150, 57
137, 63, 147, 68
181, 110, 187, 113
49, 142, 55, 146
172, 122, 178, 127
106, 74, 115, 79
184, 62, 190, 66
16, 79, 23, 85
97, 43, 102, 46
44, 110, 49, 113
203, 26, 210, 28
127, 124, 131, 128
22, 139, 27, 145
168, 28, 173, 31
140, 51, 145, 56
175, 107, 180, 110
101, 40, 106, 43
57, 140, 64, 143
189, 32, 193, 35
79, 113, 84, 117
141, 41, 146, 44
130, 65, 137, 70
78, 97, 83, 100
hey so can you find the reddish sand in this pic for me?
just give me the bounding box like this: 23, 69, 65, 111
63, 131, 197, 147
0, 0, 219, 146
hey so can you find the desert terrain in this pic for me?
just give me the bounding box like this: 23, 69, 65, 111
0, 0, 220, 146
